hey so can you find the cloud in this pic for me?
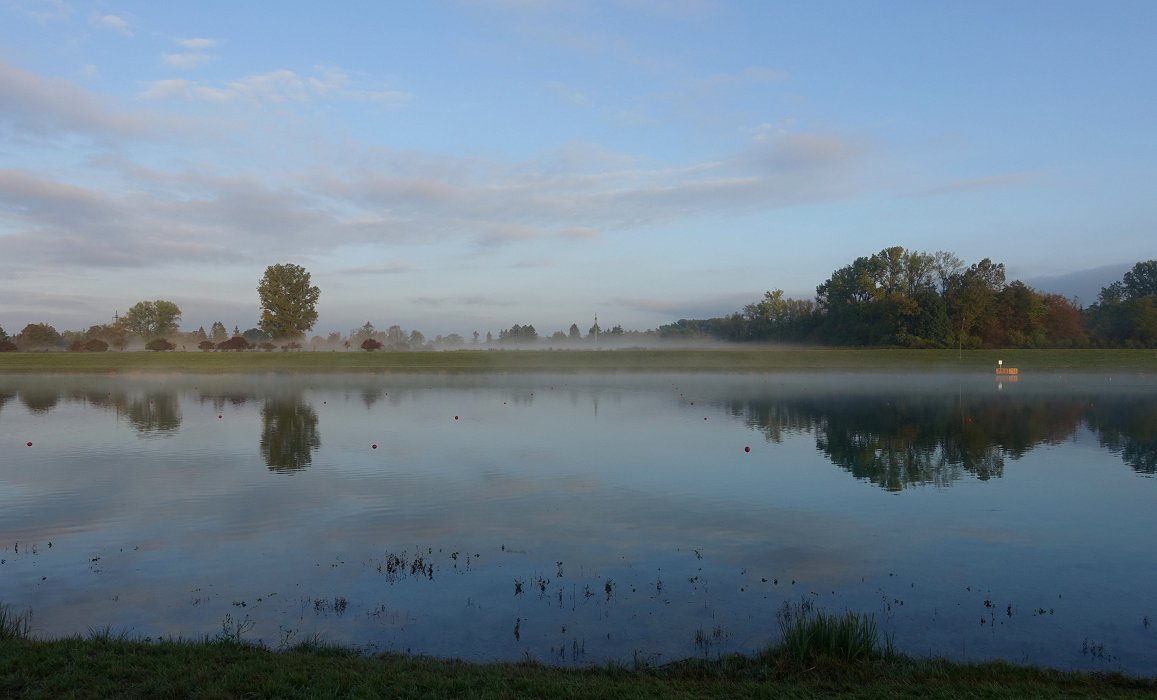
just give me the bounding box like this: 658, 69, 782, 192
0, 60, 167, 139
411, 296, 516, 307
747, 132, 866, 172
0, 168, 331, 269
309, 130, 869, 249
177, 37, 217, 49
140, 67, 411, 106
908, 172, 1040, 198
94, 13, 132, 36
613, 292, 759, 320
161, 52, 214, 70
329, 262, 415, 276
12, 0, 73, 23
1, 64, 873, 284
546, 81, 590, 106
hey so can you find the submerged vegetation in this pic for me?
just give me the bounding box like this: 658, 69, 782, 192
0, 603, 1153, 698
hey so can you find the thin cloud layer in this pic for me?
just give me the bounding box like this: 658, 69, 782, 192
0, 60, 151, 137
140, 67, 411, 106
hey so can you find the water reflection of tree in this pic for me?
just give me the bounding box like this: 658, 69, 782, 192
122, 393, 181, 435
201, 393, 254, 412
815, 396, 1007, 491
1086, 396, 1157, 475
19, 389, 59, 414
260, 396, 321, 473
726, 401, 813, 443
732, 392, 1085, 491
361, 388, 384, 409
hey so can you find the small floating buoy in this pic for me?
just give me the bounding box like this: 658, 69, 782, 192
372, 444, 378, 450
744, 446, 751, 453
26, 441, 33, 447
454, 415, 459, 420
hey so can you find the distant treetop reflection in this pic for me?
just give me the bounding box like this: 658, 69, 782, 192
729, 387, 1120, 491
260, 395, 321, 473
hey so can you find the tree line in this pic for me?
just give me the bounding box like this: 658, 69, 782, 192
659, 249, 1157, 349
0, 264, 321, 352
2, 254, 1155, 352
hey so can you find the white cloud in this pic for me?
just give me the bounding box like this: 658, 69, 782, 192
177, 37, 218, 49
161, 52, 214, 70
94, 13, 132, 36
140, 67, 411, 106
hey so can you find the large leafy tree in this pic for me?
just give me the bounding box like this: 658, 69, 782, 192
17, 323, 63, 349
944, 258, 1005, 348
123, 300, 182, 338
1087, 260, 1157, 347
257, 263, 320, 339
1098, 260, 1157, 304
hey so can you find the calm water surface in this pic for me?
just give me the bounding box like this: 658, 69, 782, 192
1, 371, 1155, 674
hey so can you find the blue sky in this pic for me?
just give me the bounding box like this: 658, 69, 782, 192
1, 0, 1154, 338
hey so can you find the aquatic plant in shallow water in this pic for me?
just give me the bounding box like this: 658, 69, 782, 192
774, 600, 894, 664
0, 604, 32, 640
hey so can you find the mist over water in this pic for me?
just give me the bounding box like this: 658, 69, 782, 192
1, 372, 1155, 673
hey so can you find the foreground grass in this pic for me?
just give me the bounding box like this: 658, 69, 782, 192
1, 635, 1154, 699
1, 347, 1156, 374
2, 604, 1154, 699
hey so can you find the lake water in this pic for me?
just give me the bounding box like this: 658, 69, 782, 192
1, 371, 1155, 675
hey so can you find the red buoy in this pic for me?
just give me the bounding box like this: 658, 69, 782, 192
26, 441, 33, 447
454, 415, 459, 420
372, 444, 378, 449
744, 446, 751, 453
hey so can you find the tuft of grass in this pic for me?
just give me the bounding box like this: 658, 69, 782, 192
0, 604, 31, 641
771, 600, 895, 665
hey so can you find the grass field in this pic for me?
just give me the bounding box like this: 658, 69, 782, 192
2, 347, 1156, 374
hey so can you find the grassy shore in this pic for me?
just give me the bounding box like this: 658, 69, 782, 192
2, 622, 1154, 699
1, 347, 1156, 374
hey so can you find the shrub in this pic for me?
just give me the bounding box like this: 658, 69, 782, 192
281, 341, 302, 352
361, 338, 384, 352
0, 340, 17, 352
259, 342, 276, 352
198, 340, 216, 351
69, 338, 110, 352
145, 338, 176, 352
217, 336, 252, 352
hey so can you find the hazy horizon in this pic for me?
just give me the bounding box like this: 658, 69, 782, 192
2, 2, 1154, 338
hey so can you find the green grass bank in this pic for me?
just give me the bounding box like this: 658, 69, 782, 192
1, 635, 1154, 699
2, 347, 1156, 374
